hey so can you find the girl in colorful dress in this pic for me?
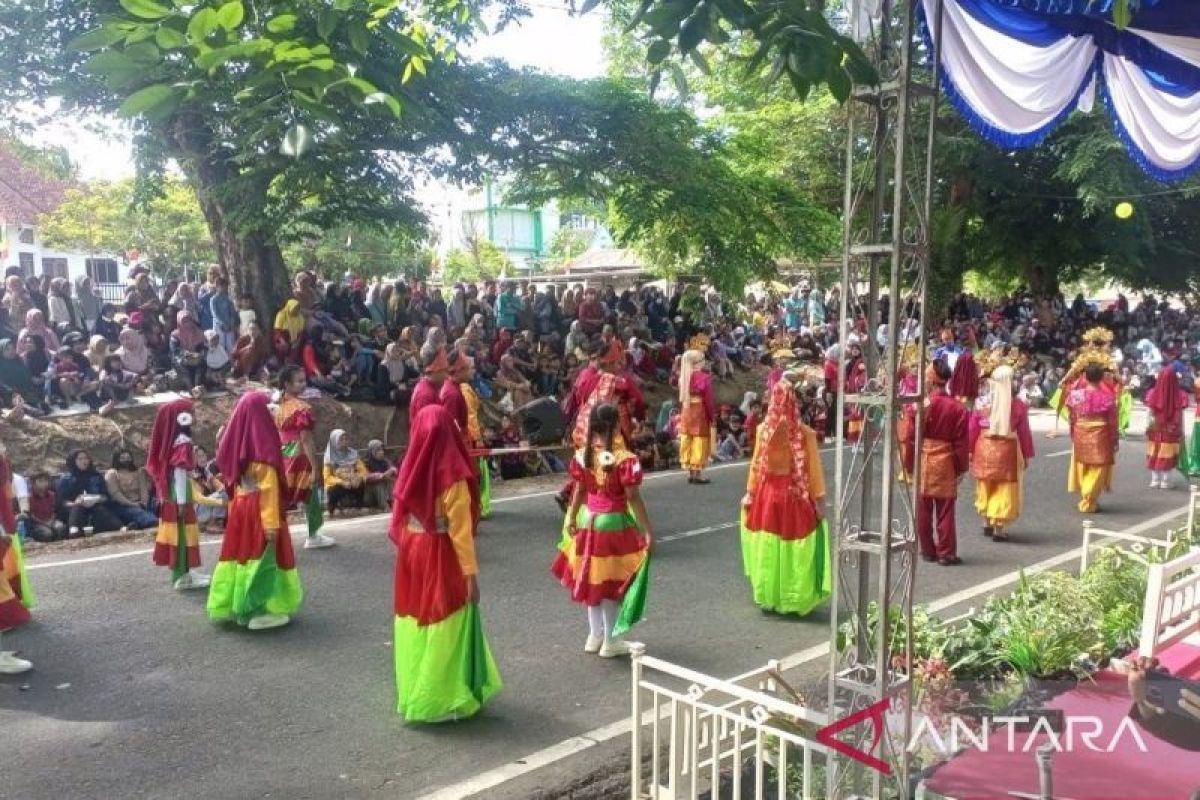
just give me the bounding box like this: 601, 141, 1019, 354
275, 364, 335, 549
553, 403, 653, 657
969, 365, 1035, 542
678, 349, 715, 485
740, 376, 830, 616
146, 399, 211, 590
207, 392, 304, 630
0, 442, 33, 633
390, 405, 501, 722
1144, 365, 1188, 489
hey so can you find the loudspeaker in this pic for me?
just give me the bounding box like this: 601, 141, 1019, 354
516, 396, 565, 445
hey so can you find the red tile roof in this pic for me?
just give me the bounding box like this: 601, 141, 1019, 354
0, 144, 69, 222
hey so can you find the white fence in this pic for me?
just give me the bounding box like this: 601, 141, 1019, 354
1140, 546, 1200, 658
630, 645, 829, 800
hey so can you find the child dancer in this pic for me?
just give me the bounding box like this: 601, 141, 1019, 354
147, 399, 211, 590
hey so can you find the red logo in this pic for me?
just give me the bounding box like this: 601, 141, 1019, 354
815, 697, 892, 775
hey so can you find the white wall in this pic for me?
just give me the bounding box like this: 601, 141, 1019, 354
2, 219, 127, 289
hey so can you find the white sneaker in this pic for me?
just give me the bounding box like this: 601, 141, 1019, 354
0, 651, 32, 674
1150, 479, 1161, 489
247, 613, 290, 630
584, 634, 603, 654
304, 533, 337, 549
173, 572, 211, 591
599, 639, 639, 658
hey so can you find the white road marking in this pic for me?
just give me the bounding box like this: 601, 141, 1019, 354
415, 500, 1191, 800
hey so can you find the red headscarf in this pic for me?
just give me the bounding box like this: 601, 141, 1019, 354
216, 392, 285, 500
753, 378, 811, 503
1146, 365, 1187, 422
947, 350, 979, 399
390, 405, 478, 542
145, 398, 194, 497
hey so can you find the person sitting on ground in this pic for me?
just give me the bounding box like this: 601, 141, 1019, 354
495, 353, 534, 409
299, 325, 351, 398
86, 334, 110, 372
170, 310, 208, 397
92, 304, 122, 344
104, 448, 159, 530
53, 344, 86, 408
362, 439, 397, 510
231, 319, 271, 381
98, 354, 139, 415
19, 470, 68, 542
190, 444, 227, 528
203, 329, 232, 389
17, 308, 59, 355
57, 449, 123, 536
0, 337, 50, 417
116, 325, 151, 379
322, 429, 367, 514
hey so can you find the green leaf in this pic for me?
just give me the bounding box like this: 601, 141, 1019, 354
83, 50, 141, 86
348, 22, 370, 54
364, 92, 402, 118
689, 49, 710, 75
118, 83, 176, 116
381, 29, 425, 57
410, 56, 426, 76
827, 65, 851, 103
280, 123, 313, 158
125, 42, 160, 63
669, 62, 687, 96
401, 61, 414, 83
216, 1, 244, 30
186, 7, 218, 42
155, 26, 188, 49
647, 39, 670, 65
578, 0, 603, 14
678, 7, 708, 52
69, 26, 127, 52
120, 0, 172, 20
348, 77, 379, 94
648, 69, 662, 98
266, 14, 297, 33
317, 7, 338, 39
1113, 0, 1132, 29
303, 58, 336, 70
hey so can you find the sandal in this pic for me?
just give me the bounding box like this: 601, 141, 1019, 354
938, 556, 962, 566
693, 477, 711, 485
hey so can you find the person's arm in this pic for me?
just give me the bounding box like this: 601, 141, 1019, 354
742, 427, 762, 506
626, 483, 653, 551
967, 410, 982, 457
299, 427, 321, 488
301, 344, 323, 378
1016, 406, 1035, 460
104, 470, 137, 507
443, 480, 479, 602
804, 426, 826, 506
322, 462, 342, 489
254, 463, 282, 539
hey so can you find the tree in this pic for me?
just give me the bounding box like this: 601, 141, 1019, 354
38, 177, 214, 278
0, 134, 78, 181
281, 223, 431, 281
548, 226, 595, 264
442, 231, 512, 282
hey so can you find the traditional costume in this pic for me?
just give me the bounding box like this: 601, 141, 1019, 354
1066, 376, 1119, 514
409, 346, 447, 434
969, 365, 1034, 541
208, 392, 304, 629
678, 349, 715, 483
275, 389, 331, 548
740, 377, 830, 616
914, 365, 970, 564
440, 356, 489, 520
1143, 365, 1187, 489
147, 399, 210, 590
948, 350, 979, 408
843, 342, 868, 443
0, 448, 33, 632
390, 405, 500, 722
1182, 376, 1200, 479
551, 417, 650, 657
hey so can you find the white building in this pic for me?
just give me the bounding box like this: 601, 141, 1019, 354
0, 147, 128, 303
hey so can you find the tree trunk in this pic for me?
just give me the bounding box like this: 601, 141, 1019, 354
1020, 255, 1059, 301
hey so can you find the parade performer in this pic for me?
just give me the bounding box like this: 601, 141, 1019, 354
678, 349, 715, 484
1143, 364, 1187, 489
146, 399, 210, 589
740, 375, 830, 616
208, 392, 304, 630
552, 402, 652, 658
0, 628, 31, 674
948, 350, 979, 408
0, 442, 33, 632
390, 405, 501, 722
275, 364, 335, 549
440, 349, 489, 519
1181, 371, 1200, 479
1066, 363, 1119, 513
914, 359, 969, 565
896, 344, 921, 484
969, 363, 1034, 542
409, 343, 448, 430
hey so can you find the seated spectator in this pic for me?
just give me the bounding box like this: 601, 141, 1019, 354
170, 310, 208, 397
362, 439, 397, 510
231, 320, 271, 381
98, 354, 140, 415
0, 338, 50, 417
630, 417, 657, 471
124, 270, 162, 317
74, 275, 103, 334
507, 331, 538, 381
104, 448, 158, 530
1018, 372, 1046, 407
17, 308, 59, 355
53, 344, 87, 408
86, 334, 110, 372
57, 449, 123, 536
190, 444, 227, 527
322, 429, 367, 513
19, 470, 68, 542
299, 325, 351, 398
116, 325, 152, 378
203, 329, 232, 388
495, 354, 534, 409
272, 297, 306, 364
92, 304, 122, 343
494, 415, 526, 480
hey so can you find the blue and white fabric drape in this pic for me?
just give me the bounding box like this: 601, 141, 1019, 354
917, 0, 1200, 181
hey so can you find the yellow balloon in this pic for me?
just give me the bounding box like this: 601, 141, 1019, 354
1115, 201, 1134, 219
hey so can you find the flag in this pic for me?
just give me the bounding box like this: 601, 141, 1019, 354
611, 553, 651, 637
463, 603, 491, 703
305, 488, 323, 537
9, 532, 35, 610
236, 540, 279, 619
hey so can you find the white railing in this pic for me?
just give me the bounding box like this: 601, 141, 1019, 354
630, 645, 829, 800
1078, 519, 1176, 572
1140, 546, 1200, 658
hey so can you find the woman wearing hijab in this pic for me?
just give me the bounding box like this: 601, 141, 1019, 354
167, 281, 200, 322
678, 349, 715, 485
47, 277, 81, 332
207, 392, 303, 630
116, 326, 151, 376
1144, 365, 1189, 489
363, 440, 397, 510
57, 449, 123, 536
496, 354, 534, 408
92, 303, 121, 343
85, 335, 110, 372
146, 400, 211, 590
73, 275, 103, 334
0, 339, 49, 416
740, 376, 830, 616
203, 329, 232, 388
272, 297, 306, 364
231, 320, 271, 380
969, 365, 1035, 542
322, 429, 367, 514
104, 448, 159, 531
17, 309, 59, 355
390, 405, 501, 721
170, 310, 208, 396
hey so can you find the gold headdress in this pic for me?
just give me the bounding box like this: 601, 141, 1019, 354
1062, 326, 1116, 385
976, 345, 1028, 378
1081, 326, 1115, 348
688, 331, 712, 353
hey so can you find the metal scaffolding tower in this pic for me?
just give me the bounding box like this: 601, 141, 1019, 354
826, 0, 941, 797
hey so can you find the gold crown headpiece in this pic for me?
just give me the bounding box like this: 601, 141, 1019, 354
687, 332, 711, 353
977, 345, 1028, 378
1081, 326, 1114, 347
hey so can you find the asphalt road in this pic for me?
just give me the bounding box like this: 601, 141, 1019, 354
2, 409, 1191, 800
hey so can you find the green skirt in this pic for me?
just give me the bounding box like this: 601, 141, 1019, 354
394, 603, 502, 722
1179, 421, 1200, 478
740, 514, 832, 617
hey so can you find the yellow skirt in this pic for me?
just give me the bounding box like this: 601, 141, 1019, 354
974, 475, 1022, 528
1067, 452, 1112, 513
679, 432, 713, 471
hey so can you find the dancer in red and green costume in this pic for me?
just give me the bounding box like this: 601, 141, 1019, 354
207, 392, 304, 630
275, 364, 335, 550
0, 442, 34, 635
440, 347, 488, 520
146, 399, 211, 591
390, 404, 501, 722
552, 402, 653, 658
740, 375, 831, 616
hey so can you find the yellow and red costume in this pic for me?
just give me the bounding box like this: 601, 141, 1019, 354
1144, 365, 1187, 473
0, 451, 32, 631
968, 367, 1035, 535
1066, 378, 1119, 513
147, 399, 203, 583
678, 349, 715, 472
913, 383, 970, 562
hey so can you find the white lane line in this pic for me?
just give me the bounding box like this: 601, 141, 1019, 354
417, 500, 1190, 800
659, 521, 737, 543
1043, 448, 1073, 459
